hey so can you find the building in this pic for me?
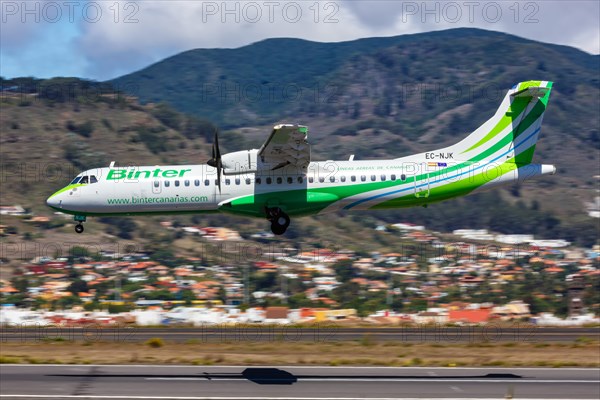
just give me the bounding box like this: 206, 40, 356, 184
567, 275, 585, 317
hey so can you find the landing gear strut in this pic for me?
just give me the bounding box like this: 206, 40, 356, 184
74, 215, 86, 234
266, 207, 290, 235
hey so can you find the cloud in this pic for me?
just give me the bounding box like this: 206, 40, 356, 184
1, 0, 598, 80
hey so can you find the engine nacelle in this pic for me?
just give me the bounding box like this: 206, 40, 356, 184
221, 149, 259, 174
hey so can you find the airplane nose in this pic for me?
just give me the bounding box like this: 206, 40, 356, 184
46, 193, 62, 209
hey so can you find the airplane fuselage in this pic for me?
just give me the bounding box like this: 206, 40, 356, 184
46, 81, 557, 235
46, 157, 554, 218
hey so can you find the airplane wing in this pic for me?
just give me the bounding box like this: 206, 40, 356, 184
258, 124, 310, 170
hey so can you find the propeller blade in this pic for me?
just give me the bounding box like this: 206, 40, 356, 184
207, 128, 219, 168
217, 164, 222, 193
213, 128, 222, 193
214, 128, 221, 160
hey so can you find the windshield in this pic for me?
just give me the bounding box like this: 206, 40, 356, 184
69, 175, 97, 185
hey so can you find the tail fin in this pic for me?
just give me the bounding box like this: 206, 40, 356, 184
450, 81, 553, 165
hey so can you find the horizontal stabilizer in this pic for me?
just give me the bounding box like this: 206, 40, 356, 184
510, 86, 550, 98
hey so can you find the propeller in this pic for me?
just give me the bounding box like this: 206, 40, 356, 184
207, 128, 222, 193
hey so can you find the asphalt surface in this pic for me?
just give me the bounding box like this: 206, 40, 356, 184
0, 365, 599, 399
1, 326, 598, 343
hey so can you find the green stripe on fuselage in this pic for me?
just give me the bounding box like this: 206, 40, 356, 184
372, 157, 521, 209
48, 184, 85, 199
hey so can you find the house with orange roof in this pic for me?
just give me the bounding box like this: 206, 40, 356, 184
353, 258, 374, 270
254, 261, 279, 272
544, 266, 564, 274
448, 307, 492, 323
0, 286, 19, 294
350, 277, 369, 286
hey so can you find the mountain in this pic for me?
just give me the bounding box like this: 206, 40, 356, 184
110, 28, 599, 125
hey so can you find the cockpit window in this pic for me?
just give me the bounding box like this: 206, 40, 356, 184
70, 174, 97, 185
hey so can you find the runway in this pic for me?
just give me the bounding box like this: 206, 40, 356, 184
1, 365, 598, 399
1, 326, 597, 343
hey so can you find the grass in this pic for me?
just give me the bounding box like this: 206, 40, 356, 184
0, 339, 598, 367
144, 337, 165, 348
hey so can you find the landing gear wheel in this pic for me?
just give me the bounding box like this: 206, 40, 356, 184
75, 224, 84, 234
266, 207, 290, 235
271, 221, 287, 235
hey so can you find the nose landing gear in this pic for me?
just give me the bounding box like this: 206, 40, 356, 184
266, 207, 290, 235
74, 215, 86, 234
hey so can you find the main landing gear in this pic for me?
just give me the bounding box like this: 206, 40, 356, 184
266, 207, 290, 235
74, 215, 86, 234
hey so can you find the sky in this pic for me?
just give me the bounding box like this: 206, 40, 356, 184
1, 0, 599, 81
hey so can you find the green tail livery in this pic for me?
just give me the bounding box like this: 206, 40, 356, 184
47, 81, 556, 235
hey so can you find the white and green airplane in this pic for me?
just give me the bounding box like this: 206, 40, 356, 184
47, 81, 556, 235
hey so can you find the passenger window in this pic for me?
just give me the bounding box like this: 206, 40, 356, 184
287, 177, 293, 184
175, 180, 180, 187
154, 180, 160, 188
381, 174, 386, 181
341, 176, 346, 182
225, 179, 231, 185
401, 174, 406, 181
235, 178, 240, 185
165, 180, 170, 187
297, 177, 303, 183
371, 175, 376, 181
329, 176, 335, 183
245, 178, 251, 185
361, 175, 366, 182
309, 177, 314, 183
79, 176, 89, 184
266, 177, 272, 184
391, 174, 396, 181
319, 177, 325, 183
194, 180, 200, 186
184, 180, 190, 187
90, 175, 98, 184
256, 178, 262, 184
204, 180, 209, 186
276, 177, 282, 184
351, 176, 356, 182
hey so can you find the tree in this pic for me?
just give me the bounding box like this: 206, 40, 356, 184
351, 102, 361, 119
11, 277, 29, 293
288, 293, 313, 308
152, 103, 181, 130
56, 295, 82, 309
67, 279, 88, 295
181, 289, 196, 305
333, 259, 356, 283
